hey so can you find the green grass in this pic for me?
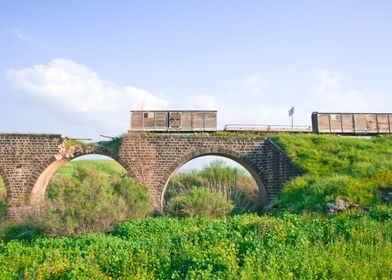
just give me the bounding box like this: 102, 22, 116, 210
269, 134, 392, 213
0, 214, 391, 279
54, 159, 126, 177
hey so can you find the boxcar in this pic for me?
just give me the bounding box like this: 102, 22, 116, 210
130, 110, 217, 132
312, 112, 392, 134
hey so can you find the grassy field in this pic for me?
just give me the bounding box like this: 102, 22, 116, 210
0, 214, 391, 279
54, 159, 126, 177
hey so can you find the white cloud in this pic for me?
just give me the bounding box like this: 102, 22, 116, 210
312, 69, 343, 95
12, 28, 32, 42
6, 58, 168, 133
244, 75, 266, 95
309, 68, 390, 113
6, 60, 390, 137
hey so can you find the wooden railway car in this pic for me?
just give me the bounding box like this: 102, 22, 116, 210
130, 110, 217, 132
312, 112, 392, 134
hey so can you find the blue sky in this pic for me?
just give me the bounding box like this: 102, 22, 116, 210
1, 0, 391, 140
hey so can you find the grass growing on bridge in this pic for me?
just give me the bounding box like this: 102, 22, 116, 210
270, 134, 392, 214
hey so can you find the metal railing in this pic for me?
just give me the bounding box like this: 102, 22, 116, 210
223, 124, 312, 132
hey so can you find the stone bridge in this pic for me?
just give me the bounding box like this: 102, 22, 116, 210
0, 133, 302, 219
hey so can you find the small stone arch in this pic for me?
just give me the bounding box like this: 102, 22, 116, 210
159, 147, 268, 212
30, 151, 129, 205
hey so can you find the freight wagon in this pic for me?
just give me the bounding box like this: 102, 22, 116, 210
312, 112, 392, 134
130, 110, 217, 132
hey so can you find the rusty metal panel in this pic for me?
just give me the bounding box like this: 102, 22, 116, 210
377, 114, 390, 133
341, 113, 354, 133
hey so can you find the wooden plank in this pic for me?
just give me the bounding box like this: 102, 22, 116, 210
329, 114, 342, 133
131, 112, 143, 130
341, 113, 354, 133
181, 112, 192, 131
317, 114, 331, 133
354, 114, 367, 133
377, 114, 389, 133
389, 114, 392, 133
204, 112, 217, 131
154, 112, 168, 131
143, 112, 155, 129
365, 114, 378, 133
191, 112, 204, 130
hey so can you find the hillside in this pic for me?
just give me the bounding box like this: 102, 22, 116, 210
270, 134, 392, 214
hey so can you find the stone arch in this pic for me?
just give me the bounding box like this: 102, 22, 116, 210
30, 152, 129, 205
159, 147, 268, 211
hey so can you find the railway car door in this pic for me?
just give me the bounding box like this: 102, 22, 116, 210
169, 112, 182, 129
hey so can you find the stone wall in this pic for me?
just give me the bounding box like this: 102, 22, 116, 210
0, 134, 65, 203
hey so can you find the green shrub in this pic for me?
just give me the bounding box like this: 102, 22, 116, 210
165, 187, 233, 218
165, 160, 259, 215
0, 215, 391, 279
45, 165, 151, 235
0, 221, 45, 242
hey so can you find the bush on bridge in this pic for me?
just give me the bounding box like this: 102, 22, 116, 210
270, 134, 392, 214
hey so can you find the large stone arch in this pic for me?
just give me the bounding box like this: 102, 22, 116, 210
160, 147, 268, 211
30, 147, 127, 205
120, 134, 302, 214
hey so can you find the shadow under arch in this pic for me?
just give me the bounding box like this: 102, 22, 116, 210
160, 147, 268, 212
30, 153, 132, 205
